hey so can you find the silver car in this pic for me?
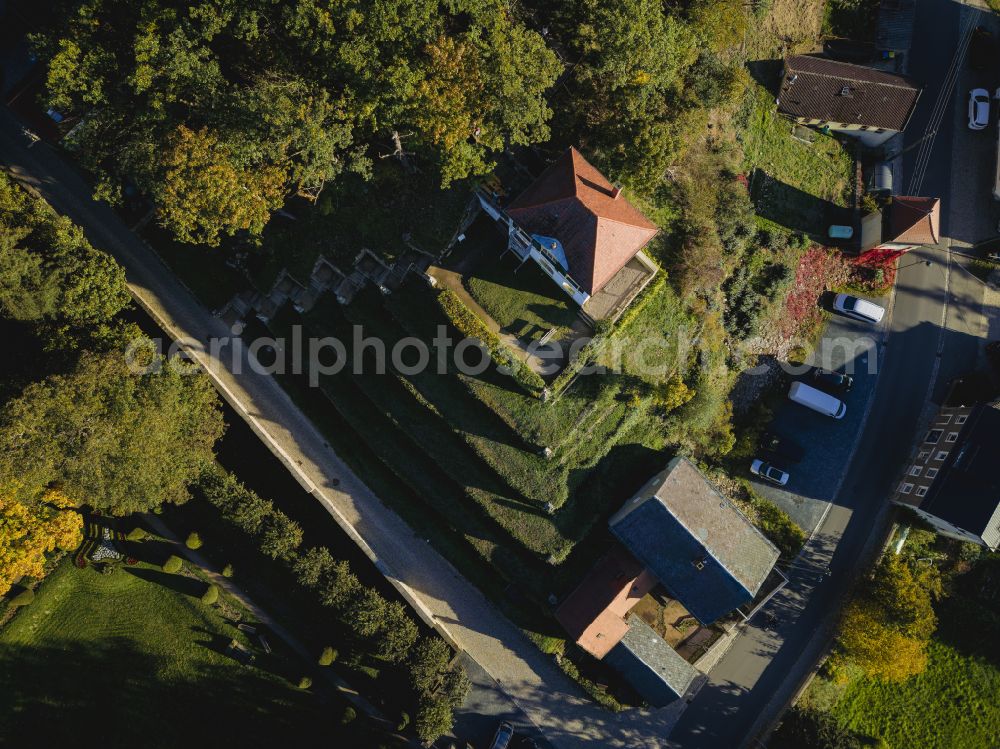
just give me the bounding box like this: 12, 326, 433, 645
833, 293, 885, 324
969, 88, 990, 130
751, 459, 790, 486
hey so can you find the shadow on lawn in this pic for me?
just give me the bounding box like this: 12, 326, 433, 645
125, 566, 206, 598
0, 639, 338, 746
124, 539, 177, 567
751, 170, 848, 238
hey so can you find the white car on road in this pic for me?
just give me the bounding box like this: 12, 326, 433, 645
833, 293, 885, 324
969, 88, 990, 130
751, 459, 790, 486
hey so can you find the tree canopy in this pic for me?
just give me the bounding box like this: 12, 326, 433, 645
0, 487, 83, 596
31, 0, 560, 243
835, 555, 941, 682
0, 351, 225, 514
0, 173, 130, 326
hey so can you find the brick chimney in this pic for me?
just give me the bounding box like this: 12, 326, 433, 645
611, 185, 622, 200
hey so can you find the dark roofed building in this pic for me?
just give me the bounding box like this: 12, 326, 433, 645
778, 55, 922, 147
893, 401, 1000, 551
604, 614, 700, 707
609, 457, 781, 625
876, 0, 916, 55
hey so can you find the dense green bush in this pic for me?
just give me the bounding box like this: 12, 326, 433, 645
185, 532, 202, 550
201, 584, 219, 605
340, 706, 357, 725
298, 676, 313, 690
318, 646, 338, 666
221, 563, 234, 578
198, 468, 303, 560
126, 527, 146, 541
162, 555, 182, 573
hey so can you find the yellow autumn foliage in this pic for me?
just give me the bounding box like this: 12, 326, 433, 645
0, 488, 83, 596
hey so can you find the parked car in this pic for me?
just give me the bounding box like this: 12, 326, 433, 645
788, 381, 847, 419
750, 459, 790, 487
812, 367, 854, 393
970, 27, 995, 71
827, 224, 854, 240
490, 722, 515, 749
969, 88, 990, 130
759, 431, 805, 463
833, 293, 885, 324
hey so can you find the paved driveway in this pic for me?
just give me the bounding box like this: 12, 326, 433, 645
749, 304, 884, 533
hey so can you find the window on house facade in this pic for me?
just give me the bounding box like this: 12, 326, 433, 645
918, 451, 930, 461
926, 468, 938, 479
915, 486, 928, 497
939, 414, 952, 424
900, 483, 914, 494
935, 451, 948, 461
946, 432, 959, 442
909, 465, 922, 476
956, 415, 968, 425
925, 429, 943, 443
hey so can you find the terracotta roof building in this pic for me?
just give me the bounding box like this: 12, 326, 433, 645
609, 457, 781, 625
504, 147, 658, 296
778, 55, 922, 147
554, 547, 658, 658
859, 196, 941, 254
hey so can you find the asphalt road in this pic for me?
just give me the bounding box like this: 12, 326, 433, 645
673, 3, 990, 745
750, 301, 884, 532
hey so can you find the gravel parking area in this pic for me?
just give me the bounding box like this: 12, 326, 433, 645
748, 303, 887, 533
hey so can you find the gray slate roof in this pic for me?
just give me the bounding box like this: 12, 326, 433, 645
876, 0, 915, 52
779, 55, 921, 131
614, 458, 779, 584
604, 615, 699, 707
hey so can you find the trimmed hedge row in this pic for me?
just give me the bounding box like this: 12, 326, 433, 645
195, 466, 468, 743
435, 289, 546, 394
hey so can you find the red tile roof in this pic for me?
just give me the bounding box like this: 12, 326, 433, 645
889, 196, 940, 245
779, 55, 922, 131
505, 148, 658, 295
555, 546, 658, 659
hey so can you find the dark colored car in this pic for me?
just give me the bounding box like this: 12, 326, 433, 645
812, 367, 854, 393
970, 26, 994, 72
490, 722, 515, 749
759, 431, 805, 464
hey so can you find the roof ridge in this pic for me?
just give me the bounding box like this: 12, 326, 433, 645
788, 70, 919, 91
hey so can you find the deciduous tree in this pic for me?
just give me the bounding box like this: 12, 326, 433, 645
0, 487, 82, 596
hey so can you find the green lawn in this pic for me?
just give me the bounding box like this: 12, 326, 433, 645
464, 253, 581, 344
0, 558, 353, 747
739, 77, 854, 237
803, 557, 1000, 749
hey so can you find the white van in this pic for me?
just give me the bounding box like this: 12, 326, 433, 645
788, 381, 847, 419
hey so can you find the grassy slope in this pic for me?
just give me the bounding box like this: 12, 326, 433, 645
0, 559, 336, 747
739, 81, 854, 237
465, 252, 580, 341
